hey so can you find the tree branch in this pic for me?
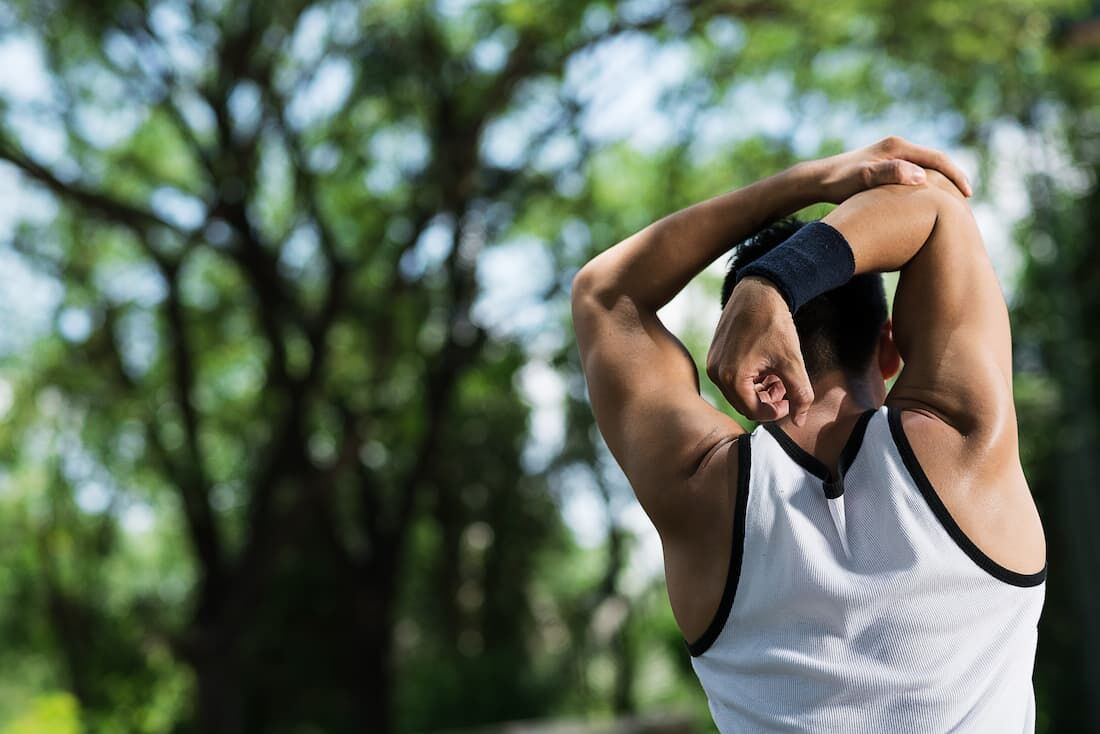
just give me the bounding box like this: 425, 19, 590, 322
0, 137, 186, 267
160, 265, 224, 583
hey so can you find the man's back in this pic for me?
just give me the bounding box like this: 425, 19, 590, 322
570, 138, 1046, 732
676, 169, 1047, 732
688, 407, 1045, 733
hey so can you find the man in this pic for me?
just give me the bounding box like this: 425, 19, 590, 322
570, 137, 1046, 732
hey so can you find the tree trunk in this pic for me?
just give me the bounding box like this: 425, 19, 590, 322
193, 632, 245, 734
361, 563, 397, 734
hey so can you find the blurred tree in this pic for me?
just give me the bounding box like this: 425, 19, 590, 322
0, 1, 725, 732
1, 0, 1098, 733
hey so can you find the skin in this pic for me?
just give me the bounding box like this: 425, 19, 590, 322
570, 137, 1045, 644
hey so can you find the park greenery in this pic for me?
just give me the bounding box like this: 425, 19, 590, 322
0, 0, 1097, 732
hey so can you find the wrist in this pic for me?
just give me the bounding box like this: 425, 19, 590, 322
734, 275, 790, 310
791, 159, 833, 202
774, 161, 826, 214
734, 221, 855, 313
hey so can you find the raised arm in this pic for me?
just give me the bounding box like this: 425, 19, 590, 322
716, 168, 1009, 437
570, 167, 808, 531
821, 173, 1044, 577
573, 139, 990, 639
571, 137, 971, 534
820, 172, 1011, 443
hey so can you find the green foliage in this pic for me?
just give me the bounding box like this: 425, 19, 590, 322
1, 693, 80, 734
0, 0, 1098, 732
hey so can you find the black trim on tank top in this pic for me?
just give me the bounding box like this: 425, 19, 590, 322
886, 406, 1047, 588
762, 409, 876, 497
686, 435, 751, 657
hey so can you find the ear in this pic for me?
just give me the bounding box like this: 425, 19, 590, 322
878, 319, 901, 381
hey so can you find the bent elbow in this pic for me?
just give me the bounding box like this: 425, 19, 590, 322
570, 264, 600, 304
570, 262, 623, 313
925, 169, 970, 204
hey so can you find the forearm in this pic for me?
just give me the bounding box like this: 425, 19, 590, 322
717, 180, 951, 324
574, 162, 822, 311
820, 180, 959, 276
703, 141, 975, 425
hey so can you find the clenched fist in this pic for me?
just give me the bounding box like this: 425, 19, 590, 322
706, 276, 814, 425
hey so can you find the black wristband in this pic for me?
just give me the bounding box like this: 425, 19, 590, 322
735, 221, 856, 313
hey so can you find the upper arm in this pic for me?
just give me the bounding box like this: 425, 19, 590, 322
887, 184, 1016, 444
570, 267, 745, 532
871, 184, 1042, 575
822, 176, 1016, 446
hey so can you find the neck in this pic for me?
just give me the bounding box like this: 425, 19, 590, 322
776, 370, 883, 460
782, 371, 881, 427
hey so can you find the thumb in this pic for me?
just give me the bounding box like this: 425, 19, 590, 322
776, 357, 815, 427
871, 159, 926, 187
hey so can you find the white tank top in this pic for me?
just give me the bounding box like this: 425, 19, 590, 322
688, 405, 1046, 733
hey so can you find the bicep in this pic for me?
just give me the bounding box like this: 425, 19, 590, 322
571, 282, 745, 523
888, 195, 1015, 440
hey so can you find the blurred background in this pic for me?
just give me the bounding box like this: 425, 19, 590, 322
0, 0, 1097, 732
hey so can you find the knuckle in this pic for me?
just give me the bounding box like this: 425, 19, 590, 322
859, 162, 876, 188
879, 135, 904, 151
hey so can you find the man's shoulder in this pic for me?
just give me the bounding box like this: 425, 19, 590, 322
883, 396, 1018, 464
883, 400, 1045, 579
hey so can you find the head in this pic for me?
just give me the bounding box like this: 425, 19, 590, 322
720, 217, 900, 395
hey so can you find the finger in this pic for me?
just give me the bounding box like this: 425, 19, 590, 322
757, 374, 784, 401
870, 159, 926, 187
734, 376, 780, 423
729, 377, 759, 420
754, 379, 788, 415
773, 357, 815, 427
893, 141, 972, 197
756, 402, 785, 422
750, 387, 785, 422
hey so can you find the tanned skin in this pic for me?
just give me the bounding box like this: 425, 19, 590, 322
571, 137, 1045, 644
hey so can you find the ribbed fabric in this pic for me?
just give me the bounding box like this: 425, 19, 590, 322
689, 406, 1046, 733
735, 221, 856, 313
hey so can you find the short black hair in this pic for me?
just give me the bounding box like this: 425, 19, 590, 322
720, 217, 888, 380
